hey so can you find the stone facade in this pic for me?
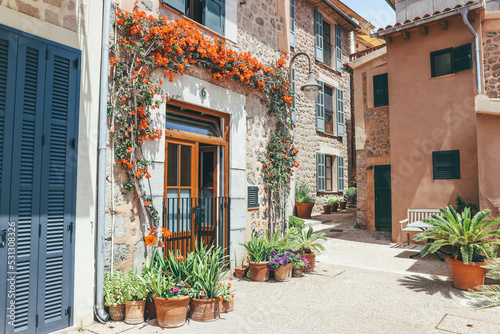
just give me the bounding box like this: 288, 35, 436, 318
0, 0, 87, 33
484, 31, 500, 99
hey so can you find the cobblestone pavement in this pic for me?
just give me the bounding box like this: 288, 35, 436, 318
65, 208, 500, 334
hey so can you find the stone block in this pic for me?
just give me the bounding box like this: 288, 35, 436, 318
63, 14, 78, 32
15, 0, 41, 19
114, 243, 130, 263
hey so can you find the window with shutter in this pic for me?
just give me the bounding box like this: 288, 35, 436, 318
325, 155, 333, 191
248, 187, 259, 208
314, 10, 324, 62
316, 79, 325, 132
336, 88, 345, 136
290, 0, 295, 48
324, 85, 334, 134
162, 0, 186, 13
337, 156, 345, 192
373, 73, 389, 108
431, 44, 472, 77
161, 0, 225, 35
432, 150, 460, 180
452, 44, 472, 73
317, 153, 325, 192
335, 25, 342, 72
291, 67, 296, 123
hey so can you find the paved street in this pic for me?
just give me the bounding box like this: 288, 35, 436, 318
69, 209, 500, 334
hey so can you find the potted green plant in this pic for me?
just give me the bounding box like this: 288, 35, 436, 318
339, 194, 347, 210
345, 187, 357, 205
295, 181, 315, 218
328, 196, 341, 212
291, 251, 310, 277
268, 249, 295, 282
123, 271, 150, 324
414, 206, 500, 290
240, 235, 272, 282
292, 227, 326, 272
220, 282, 234, 313
103, 271, 127, 321
466, 259, 500, 309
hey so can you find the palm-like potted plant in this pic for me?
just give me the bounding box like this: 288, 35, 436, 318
414, 206, 500, 290
328, 196, 341, 212
123, 271, 150, 324
292, 227, 326, 272
240, 234, 272, 282
103, 271, 127, 321
295, 181, 315, 218
466, 258, 500, 309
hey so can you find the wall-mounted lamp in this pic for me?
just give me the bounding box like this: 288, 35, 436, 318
288, 52, 322, 101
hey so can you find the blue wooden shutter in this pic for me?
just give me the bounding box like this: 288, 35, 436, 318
314, 10, 323, 62
290, 0, 295, 48
337, 156, 345, 192
316, 79, 324, 132
36, 45, 80, 334
336, 88, 345, 136
317, 153, 325, 192
291, 67, 296, 123
204, 0, 225, 35
335, 24, 343, 72
162, 0, 186, 13
9, 36, 48, 334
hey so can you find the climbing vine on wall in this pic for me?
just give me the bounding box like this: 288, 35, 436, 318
109, 8, 298, 230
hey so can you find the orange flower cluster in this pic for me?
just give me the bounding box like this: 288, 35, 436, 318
144, 225, 173, 247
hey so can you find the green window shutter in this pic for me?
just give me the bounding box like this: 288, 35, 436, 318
335, 25, 343, 72
452, 43, 472, 73
291, 67, 296, 123
316, 79, 325, 132
373, 73, 389, 107
162, 0, 186, 13
290, 0, 295, 48
204, 0, 225, 35
337, 156, 345, 192
432, 150, 460, 180
248, 187, 259, 208
317, 153, 325, 192
314, 10, 324, 62
336, 88, 345, 136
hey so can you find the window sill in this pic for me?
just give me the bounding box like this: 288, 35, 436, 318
316, 60, 343, 76
372, 105, 389, 109
430, 73, 455, 80
317, 131, 343, 140
317, 191, 343, 196
247, 206, 260, 211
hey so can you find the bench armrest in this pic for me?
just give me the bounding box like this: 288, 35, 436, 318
399, 218, 408, 226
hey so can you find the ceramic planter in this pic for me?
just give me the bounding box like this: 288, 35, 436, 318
446, 255, 486, 290
249, 261, 270, 282
292, 267, 304, 277
220, 297, 234, 313
331, 203, 339, 212
108, 305, 125, 321
323, 204, 331, 214
154, 295, 190, 328
339, 201, 347, 210
144, 299, 156, 320
125, 300, 146, 324
190, 298, 220, 322
296, 202, 314, 218
304, 253, 316, 272
274, 263, 293, 282
234, 265, 248, 278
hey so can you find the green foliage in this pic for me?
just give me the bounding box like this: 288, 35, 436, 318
414, 206, 500, 264
123, 270, 150, 301
291, 227, 327, 255
344, 187, 357, 201
466, 259, 500, 309
103, 271, 127, 306
145, 270, 191, 299
295, 181, 314, 203
455, 195, 479, 216
289, 216, 305, 231
190, 243, 228, 299
164, 251, 195, 283
328, 196, 341, 205
240, 235, 273, 262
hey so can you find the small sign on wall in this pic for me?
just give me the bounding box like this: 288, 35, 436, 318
248, 187, 259, 208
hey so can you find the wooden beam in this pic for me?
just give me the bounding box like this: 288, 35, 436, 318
401, 31, 410, 40
419, 26, 428, 35
385, 36, 392, 45
440, 20, 448, 30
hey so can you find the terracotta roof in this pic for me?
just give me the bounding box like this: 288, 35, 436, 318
374, 1, 478, 34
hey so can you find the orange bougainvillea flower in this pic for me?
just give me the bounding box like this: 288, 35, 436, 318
176, 255, 185, 262
144, 234, 157, 247
161, 227, 173, 238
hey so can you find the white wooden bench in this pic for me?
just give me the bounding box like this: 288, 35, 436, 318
399, 209, 442, 248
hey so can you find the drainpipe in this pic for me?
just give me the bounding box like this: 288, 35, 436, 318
94, 0, 111, 324
460, 6, 483, 94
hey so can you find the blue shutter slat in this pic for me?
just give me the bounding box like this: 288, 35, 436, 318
204, 0, 225, 35
335, 25, 343, 72
338, 156, 345, 192
290, 0, 295, 48
162, 0, 186, 13
317, 153, 325, 192
316, 80, 325, 132
337, 89, 345, 136
314, 10, 324, 62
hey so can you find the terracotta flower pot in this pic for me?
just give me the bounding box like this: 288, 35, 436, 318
274, 263, 293, 282
249, 261, 270, 282
125, 300, 146, 324
234, 265, 248, 278
323, 204, 331, 214
339, 201, 347, 210
349, 199, 355, 205
304, 253, 316, 272
144, 299, 156, 320
292, 267, 304, 277
220, 297, 234, 313
296, 202, 314, 219
154, 295, 190, 328
190, 298, 220, 322
108, 305, 125, 321
331, 203, 339, 212
446, 255, 486, 290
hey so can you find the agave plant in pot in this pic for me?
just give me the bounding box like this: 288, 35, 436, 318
414, 206, 500, 290
123, 271, 150, 324
103, 271, 127, 321
240, 235, 272, 282
295, 181, 315, 219
292, 227, 326, 272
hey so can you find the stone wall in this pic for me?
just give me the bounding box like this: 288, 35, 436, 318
0, 0, 87, 33
484, 31, 500, 99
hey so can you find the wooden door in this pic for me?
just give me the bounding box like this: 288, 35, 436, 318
199, 147, 217, 246
375, 165, 392, 231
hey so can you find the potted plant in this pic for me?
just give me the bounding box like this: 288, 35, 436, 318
339, 195, 347, 210
234, 265, 248, 278
220, 282, 234, 313
123, 271, 149, 324
328, 196, 340, 212
414, 206, 500, 290
240, 235, 272, 282
292, 227, 326, 272
268, 249, 294, 282
103, 271, 127, 321
189, 243, 227, 322
295, 181, 315, 218
345, 187, 357, 205
291, 252, 310, 277
466, 258, 500, 309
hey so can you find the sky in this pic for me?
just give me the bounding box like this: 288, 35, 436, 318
342, 0, 397, 30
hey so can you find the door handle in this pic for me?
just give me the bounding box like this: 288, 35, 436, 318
0, 229, 6, 248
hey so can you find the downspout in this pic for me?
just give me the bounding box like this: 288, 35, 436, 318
94, 0, 111, 324
460, 6, 483, 94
